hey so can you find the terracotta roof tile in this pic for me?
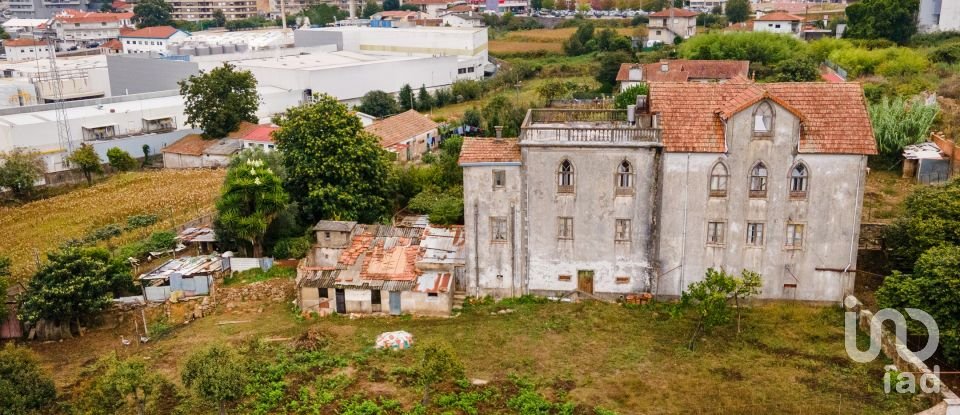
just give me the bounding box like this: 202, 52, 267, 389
649, 82, 877, 155
161, 121, 259, 155
459, 138, 521, 164
616, 63, 641, 82
3, 38, 47, 47
120, 25, 183, 39
55, 11, 133, 24
649, 8, 698, 17
757, 12, 803, 21
101, 39, 123, 51
618, 60, 751, 83
239, 125, 278, 143
364, 110, 439, 149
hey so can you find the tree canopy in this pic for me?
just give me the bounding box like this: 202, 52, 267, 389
67, 144, 103, 186
0, 344, 56, 415
357, 90, 399, 118
0, 148, 45, 200
181, 344, 248, 415
178, 63, 260, 139
215, 153, 288, 257
133, 0, 174, 28
724, 0, 750, 23
273, 93, 392, 224
19, 246, 131, 326
673, 268, 762, 349
106, 147, 137, 172
398, 84, 415, 112
614, 84, 649, 109
845, 0, 919, 44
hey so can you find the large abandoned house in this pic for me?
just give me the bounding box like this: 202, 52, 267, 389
459, 81, 875, 302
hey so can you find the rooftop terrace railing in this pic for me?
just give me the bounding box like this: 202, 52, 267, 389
521, 109, 661, 143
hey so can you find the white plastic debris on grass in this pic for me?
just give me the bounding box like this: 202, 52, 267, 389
375, 331, 414, 350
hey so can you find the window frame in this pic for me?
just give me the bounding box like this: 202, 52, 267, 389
616, 160, 634, 195
557, 216, 574, 240
490, 216, 508, 243
557, 159, 575, 193
749, 162, 769, 198
615, 218, 631, 242
789, 162, 809, 199
492, 169, 506, 189
785, 223, 805, 249
752, 101, 775, 137
709, 161, 728, 198
706, 221, 726, 246
746, 222, 765, 246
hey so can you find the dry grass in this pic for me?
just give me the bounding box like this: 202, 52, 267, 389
862, 169, 916, 223
0, 169, 225, 280
489, 40, 564, 54
33, 297, 929, 414
489, 28, 639, 55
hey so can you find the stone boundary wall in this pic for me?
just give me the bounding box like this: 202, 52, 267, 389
845, 295, 960, 415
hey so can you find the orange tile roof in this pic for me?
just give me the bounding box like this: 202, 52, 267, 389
458, 138, 521, 164
120, 25, 182, 39
55, 11, 133, 24
445, 4, 474, 12
757, 11, 803, 21
649, 81, 877, 154
239, 125, 278, 143
616, 63, 641, 82
617, 60, 750, 83
406, 0, 457, 4
101, 39, 123, 51
3, 38, 47, 47
364, 110, 439, 149
649, 8, 698, 17
162, 121, 259, 155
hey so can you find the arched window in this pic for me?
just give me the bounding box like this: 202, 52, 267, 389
750, 162, 768, 198
790, 162, 808, 198
753, 102, 774, 135
617, 160, 633, 189
558, 159, 574, 192
709, 162, 728, 197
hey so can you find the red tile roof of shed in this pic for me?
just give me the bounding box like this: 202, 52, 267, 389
649, 8, 698, 17
459, 138, 521, 164
120, 25, 181, 39
757, 12, 803, 21
617, 60, 750, 82
240, 125, 278, 143
649, 82, 877, 155
364, 110, 438, 148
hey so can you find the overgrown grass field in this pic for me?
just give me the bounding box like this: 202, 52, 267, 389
37, 298, 931, 414
0, 169, 225, 280
489, 27, 638, 56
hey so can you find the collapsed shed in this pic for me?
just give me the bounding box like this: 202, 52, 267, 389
138, 255, 225, 302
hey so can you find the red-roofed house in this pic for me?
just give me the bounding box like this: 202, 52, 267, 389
238, 125, 279, 152
364, 110, 439, 162
2, 38, 51, 62
753, 12, 804, 36
460, 80, 876, 302
119, 26, 190, 54
52, 10, 134, 48
615, 59, 750, 91
648, 8, 698, 44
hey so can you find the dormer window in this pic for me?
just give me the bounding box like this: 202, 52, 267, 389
753, 102, 774, 136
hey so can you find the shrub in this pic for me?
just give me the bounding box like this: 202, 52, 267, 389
875, 48, 929, 77
869, 96, 939, 158
678, 32, 808, 66
930, 42, 960, 64
106, 147, 137, 172
271, 236, 310, 259
125, 213, 159, 230
451, 80, 483, 102
809, 37, 853, 62
613, 84, 649, 109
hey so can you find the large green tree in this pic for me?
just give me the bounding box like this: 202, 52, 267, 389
725, 0, 750, 23
19, 246, 131, 329
178, 63, 260, 139
67, 144, 103, 186
361, 0, 382, 18
596, 51, 633, 92
883, 180, 960, 272
357, 90, 399, 118
215, 153, 288, 257
133, 0, 174, 28
273, 93, 392, 224
181, 344, 247, 415
212, 9, 227, 27
398, 84, 415, 111
0, 148, 45, 200
845, 0, 919, 44
0, 344, 56, 415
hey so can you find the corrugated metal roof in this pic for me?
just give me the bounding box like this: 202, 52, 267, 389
139, 255, 222, 280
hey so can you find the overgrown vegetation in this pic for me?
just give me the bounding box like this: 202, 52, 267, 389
672, 268, 761, 350
868, 96, 939, 160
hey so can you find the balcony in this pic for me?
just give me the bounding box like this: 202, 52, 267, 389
520, 109, 661, 144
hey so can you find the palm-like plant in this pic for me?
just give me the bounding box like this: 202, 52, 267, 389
215, 157, 288, 257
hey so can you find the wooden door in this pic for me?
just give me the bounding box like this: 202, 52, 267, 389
453, 267, 467, 292
335, 289, 346, 314
389, 291, 402, 315
577, 270, 594, 294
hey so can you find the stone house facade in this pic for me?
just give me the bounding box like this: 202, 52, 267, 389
460, 81, 876, 303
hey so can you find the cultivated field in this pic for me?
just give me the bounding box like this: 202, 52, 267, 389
33, 294, 931, 414
0, 169, 225, 280
489, 27, 640, 55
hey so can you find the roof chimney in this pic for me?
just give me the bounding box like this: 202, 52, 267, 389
494, 126, 503, 141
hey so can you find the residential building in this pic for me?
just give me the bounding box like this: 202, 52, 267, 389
1, 18, 49, 38
2, 38, 51, 62
169, 0, 258, 21
295, 220, 465, 316
364, 109, 439, 162
238, 124, 279, 152
120, 26, 190, 54
406, 0, 464, 17
369, 11, 430, 28
460, 80, 875, 303
441, 12, 484, 28
753, 11, 803, 36
647, 8, 698, 45
919, 0, 960, 32
294, 26, 489, 80
161, 121, 259, 168
615, 59, 750, 91
51, 10, 134, 48
6, 0, 94, 19
688, 0, 724, 12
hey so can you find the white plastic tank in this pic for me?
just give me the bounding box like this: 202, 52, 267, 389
210, 44, 224, 54
195, 45, 211, 56
236, 43, 249, 53
180, 46, 196, 56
